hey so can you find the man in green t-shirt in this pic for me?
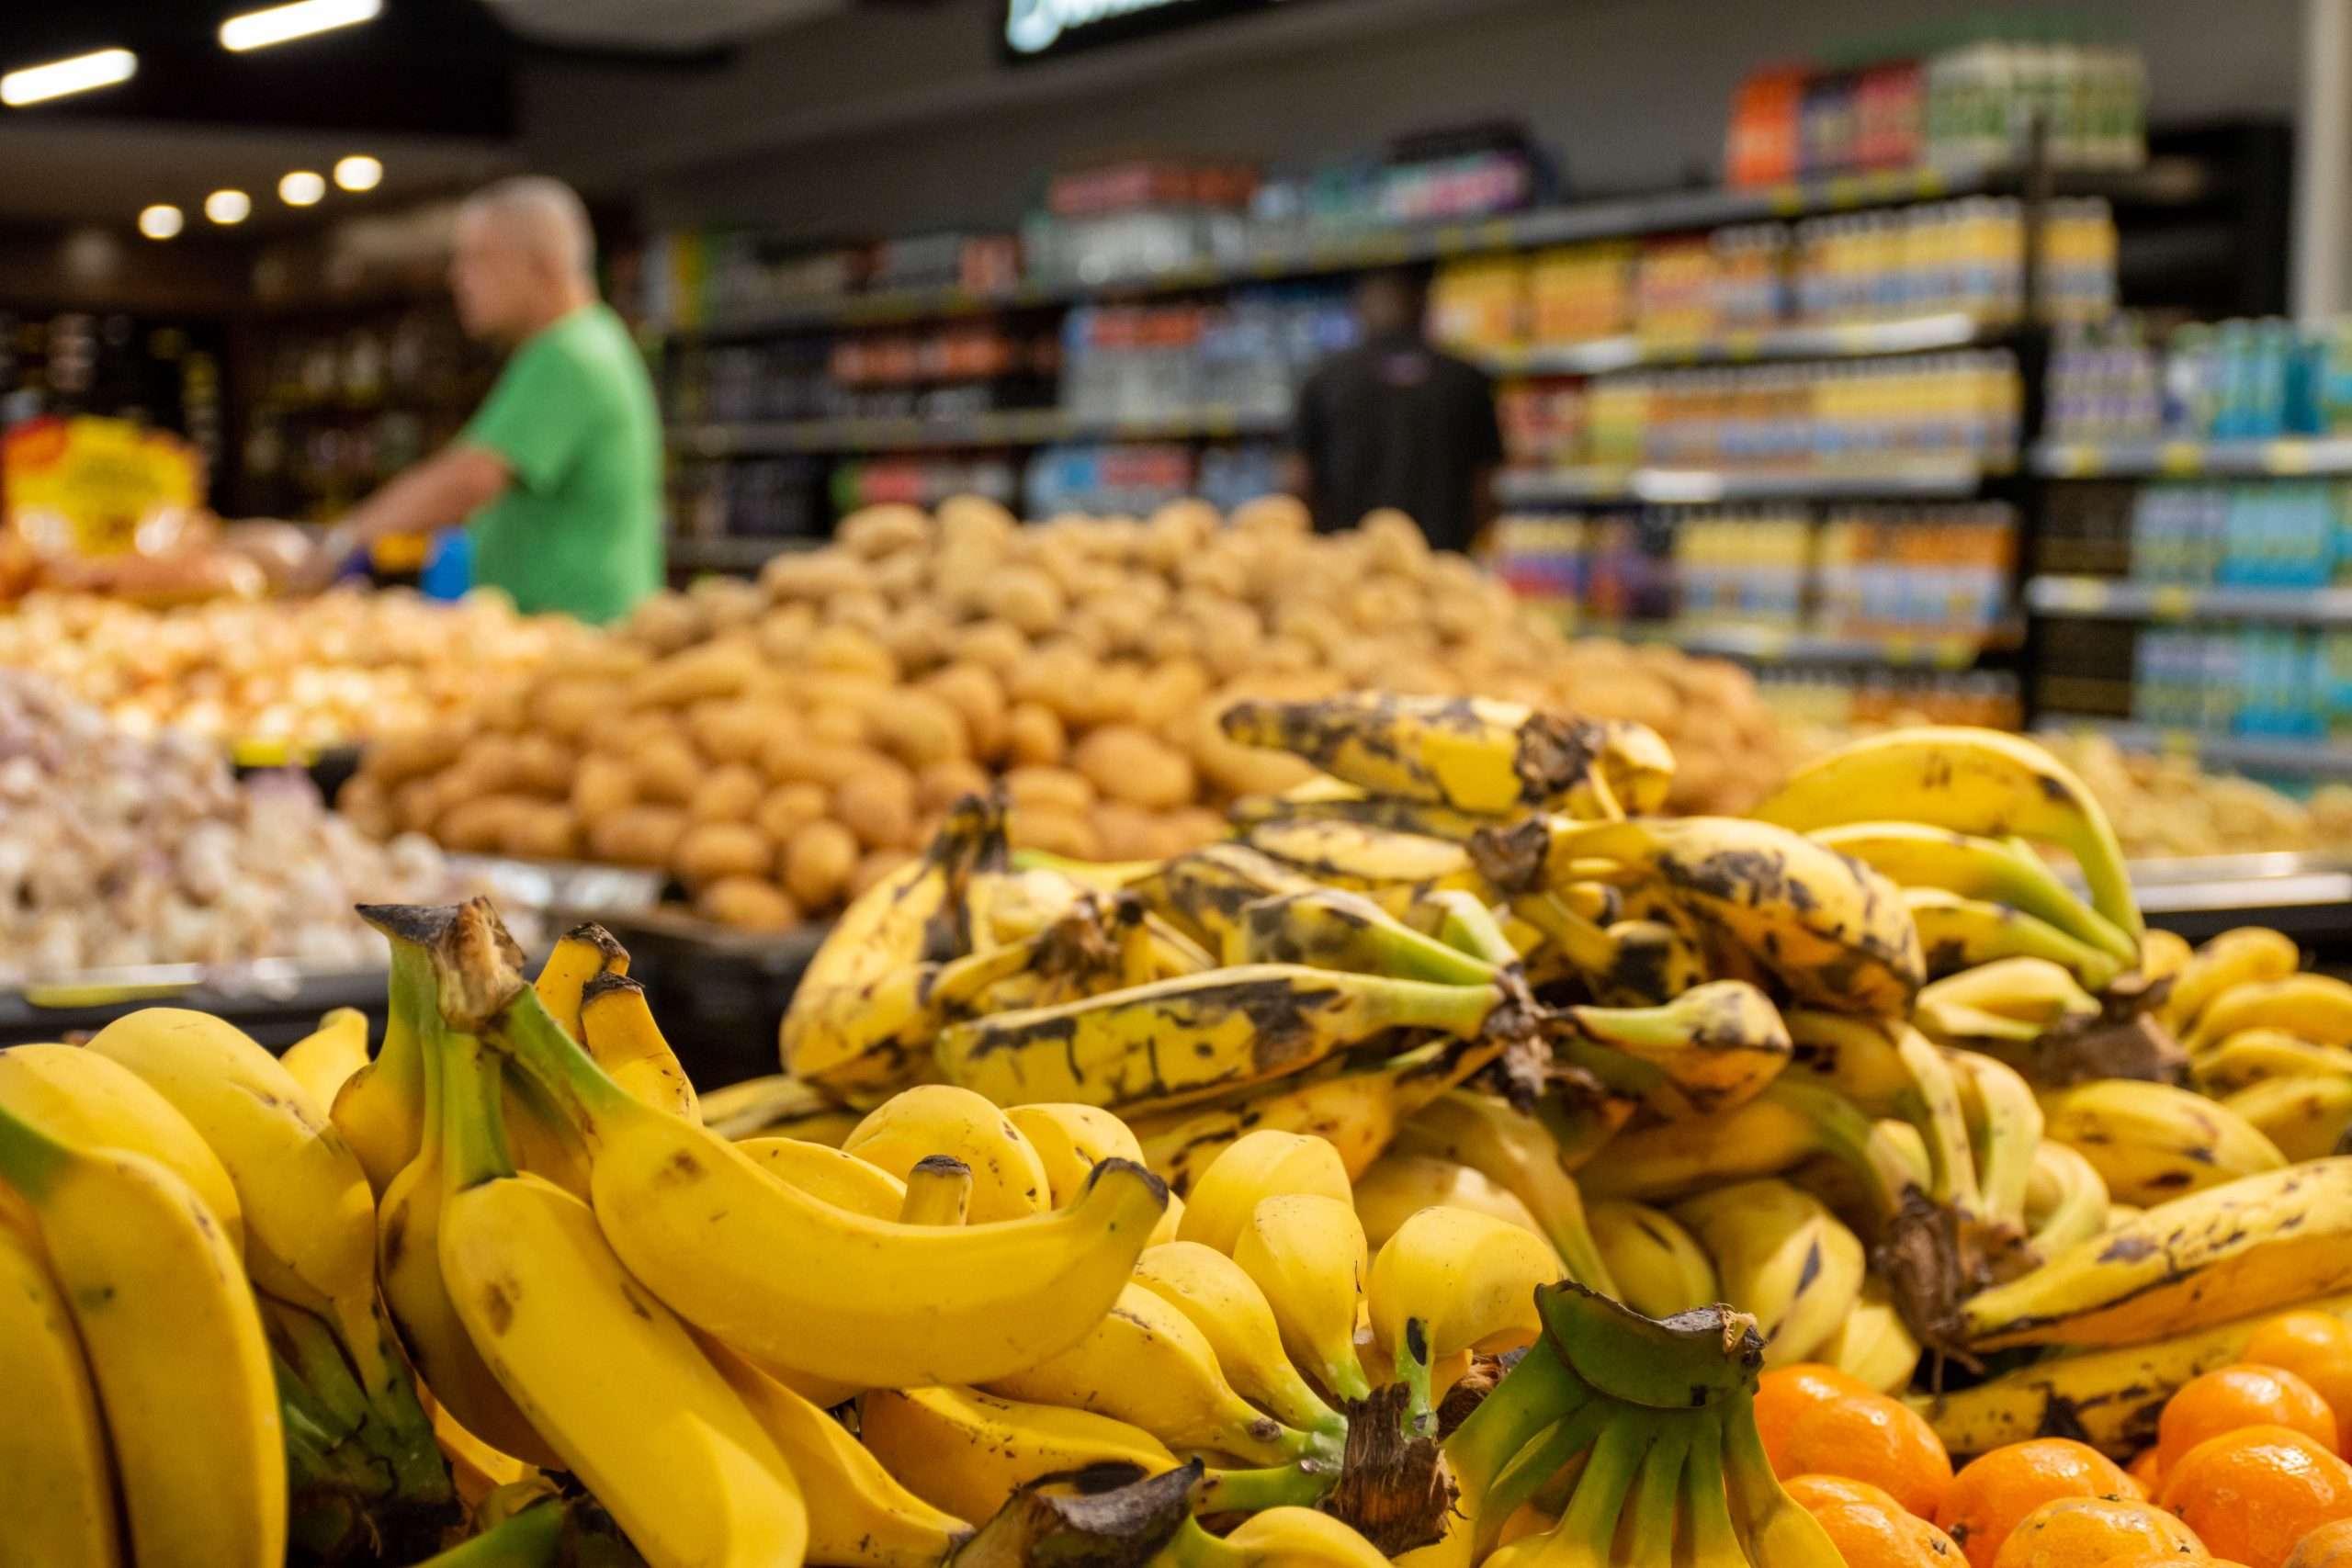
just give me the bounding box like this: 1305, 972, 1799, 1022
293, 176, 662, 624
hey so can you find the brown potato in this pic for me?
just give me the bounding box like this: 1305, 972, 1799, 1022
338, 775, 393, 839
759, 731, 888, 789
754, 604, 817, 662
686, 699, 791, 766
807, 624, 897, 682
807, 704, 871, 746
501, 802, 580, 862
1004, 701, 1067, 767
674, 821, 775, 886
437, 795, 530, 854
571, 753, 638, 822
870, 690, 968, 770
837, 503, 933, 558
876, 604, 953, 673
922, 663, 1007, 761
473, 685, 532, 735
1133, 658, 1211, 732
687, 764, 766, 824
754, 782, 831, 844
1088, 800, 1161, 863
461, 734, 524, 795
588, 806, 689, 869
916, 759, 992, 814
983, 567, 1067, 636
783, 820, 859, 910
696, 877, 802, 932
950, 620, 1029, 675
1002, 765, 1094, 817
850, 849, 915, 898
631, 737, 706, 807
833, 762, 919, 851
1006, 806, 1100, 862
629, 637, 758, 709
362, 722, 465, 786
393, 778, 445, 836
590, 709, 684, 759
509, 733, 575, 798
1072, 725, 1197, 811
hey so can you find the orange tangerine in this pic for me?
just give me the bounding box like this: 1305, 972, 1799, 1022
1939, 1439, 2148, 1568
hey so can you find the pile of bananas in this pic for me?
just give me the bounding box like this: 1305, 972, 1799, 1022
752, 694, 2352, 1472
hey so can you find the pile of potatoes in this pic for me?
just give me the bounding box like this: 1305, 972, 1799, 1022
342, 495, 1788, 931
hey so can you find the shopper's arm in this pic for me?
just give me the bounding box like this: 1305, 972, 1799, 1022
297, 445, 510, 586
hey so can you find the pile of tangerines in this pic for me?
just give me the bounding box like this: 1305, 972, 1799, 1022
1760, 1313, 2352, 1568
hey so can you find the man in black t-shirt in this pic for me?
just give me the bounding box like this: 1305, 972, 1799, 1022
1288, 265, 1506, 553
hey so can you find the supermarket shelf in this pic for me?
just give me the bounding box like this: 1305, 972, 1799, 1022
1475, 311, 1991, 375
2027, 576, 2352, 625
1498, 458, 1992, 506
1575, 620, 2016, 668
665, 161, 2199, 343
2033, 718, 2352, 775
2030, 436, 2352, 479
672, 406, 1289, 456
667, 535, 818, 572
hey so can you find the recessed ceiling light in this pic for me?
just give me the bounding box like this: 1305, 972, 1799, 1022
138, 205, 184, 241
220, 0, 382, 52
205, 189, 253, 226
279, 170, 326, 207
1, 48, 137, 107
333, 154, 383, 192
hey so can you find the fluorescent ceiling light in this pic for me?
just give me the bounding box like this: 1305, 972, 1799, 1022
334, 154, 383, 192
279, 170, 327, 206
206, 189, 253, 226
220, 0, 383, 51
139, 205, 184, 241
1, 48, 137, 107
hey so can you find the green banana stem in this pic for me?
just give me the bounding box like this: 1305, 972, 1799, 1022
1471, 1399, 1610, 1562
1997, 836, 2140, 964
1442, 1340, 1593, 1518
1154, 1515, 1242, 1568
1397, 1318, 1439, 1439
1762, 1077, 1911, 1222
1419, 890, 1528, 969
1623, 1414, 1693, 1565
411, 1500, 567, 1568
262, 1297, 392, 1490
1553, 1410, 1657, 1562
1189, 1460, 1337, 1515
441, 1027, 519, 1191
487, 981, 640, 1148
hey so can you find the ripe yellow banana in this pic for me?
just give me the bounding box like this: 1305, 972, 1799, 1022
1216, 693, 1624, 817
986, 1281, 1318, 1465
1159, 1506, 1392, 1567
1392, 1089, 1619, 1292
1586, 1201, 1718, 1319
1817, 1278, 1922, 1394
782, 795, 1006, 1100
699, 1072, 848, 1141
1916, 956, 2103, 1027
464, 902, 1169, 1390
435, 1025, 809, 1568
532, 921, 628, 1041
0, 1041, 246, 1256
1558, 979, 1793, 1119
1960, 1158, 2352, 1349
2024, 1140, 2112, 1257
1903, 889, 2124, 988
1369, 1206, 1562, 1429
0, 1101, 284, 1568
2223, 1075, 2352, 1161
1810, 821, 2137, 964
1579, 1077, 1912, 1224
1675, 1179, 1864, 1367
1919, 1291, 2352, 1458
1238, 817, 1495, 906
1008, 1102, 1148, 1206
1509, 887, 1708, 1004
1232, 1192, 1377, 1404
2191, 1029, 2352, 1096
1752, 726, 2143, 945
737, 1135, 907, 1218
939, 963, 1530, 1113
1783, 1010, 1979, 1214
842, 1083, 1052, 1222
1496, 816, 1925, 1017
2038, 1078, 2285, 1205
334, 908, 441, 1197
280, 1008, 373, 1111
580, 974, 699, 1122
857, 1384, 1175, 1527
1945, 1049, 2045, 1226
1221, 886, 1506, 986
376, 998, 565, 1471
1128, 843, 1323, 952
1177, 1128, 1354, 1255
1353, 1152, 1544, 1249
2162, 925, 2302, 1035
1229, 789, 1519, 845
900, 1154, 976, 1224
0, 1210, 121, 1567
84, 1006, 443, 1497
1131, 1240, 1349, 1445
2137, 927, 2194, 983
701, 1337, 972, 1567
2188, 972, 2352, 1051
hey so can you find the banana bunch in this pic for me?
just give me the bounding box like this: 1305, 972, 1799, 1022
2154, 926, 2352, 1159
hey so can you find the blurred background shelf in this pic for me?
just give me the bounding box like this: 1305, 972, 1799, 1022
2033, 718, 2352, 775
1498, 458, 1993, 506
2027, 577, 2352, 624
2031, 437, 2352, 479
1474, 311, 1994, 375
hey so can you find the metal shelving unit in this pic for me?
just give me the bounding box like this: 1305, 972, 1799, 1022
1572, 619, 2018, 669
2027, 576, 2352, 625
1473, 311, 1994, 375
2033, 717, 2352, 775
1497, 457, 1996, 507
2030, 436, 2352, 479
671, 406, 1289, 457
